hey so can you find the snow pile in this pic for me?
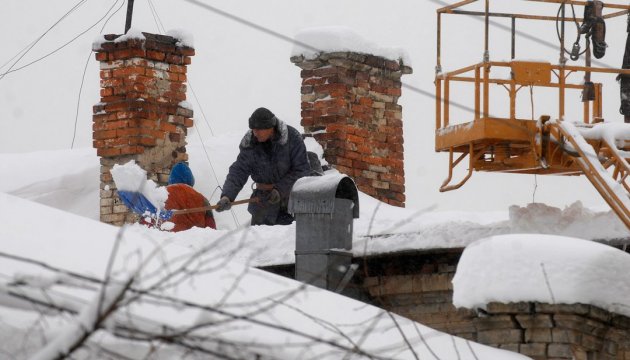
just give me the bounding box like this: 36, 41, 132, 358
453, 234, 630, 317
559, 121, 630, 212
304, 136, 329, 166
92, 28, 146, 50
0, 148, 100, 219
166, 28, 194, 47
292, 26, 411, 65
577, 121, 630, 147
110, 160, 168, 211
508, 201, 627, 239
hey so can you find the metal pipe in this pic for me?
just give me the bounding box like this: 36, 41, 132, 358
445, 79, 450, 127
560, 1, 566, 65
511, 16, 516, 59
125, 0, 135, 34
437, 0, 478, 13
450, 9, 584, 21
437, 13, 442, 73
527, 0, 630, 10
484, 0, 490, 61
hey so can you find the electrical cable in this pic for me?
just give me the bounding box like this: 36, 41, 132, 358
0, 0, 88, 82
1, 0, 124, 79
145, 0, 240, 227
555, 2, 587, 61
71, 0, 126, 149
0, 40, 37, 72
147, 0, 167, 34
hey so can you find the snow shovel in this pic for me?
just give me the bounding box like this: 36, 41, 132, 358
168, 197, 259, 217
118, 190, 258, 221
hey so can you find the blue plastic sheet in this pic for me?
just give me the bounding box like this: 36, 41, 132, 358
117, 190, 173, 220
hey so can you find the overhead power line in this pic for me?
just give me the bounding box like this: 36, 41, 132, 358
1, 0, 125, 79
182, 0, 624, 118
72, 0, 127, 149
0, 0, 88, 82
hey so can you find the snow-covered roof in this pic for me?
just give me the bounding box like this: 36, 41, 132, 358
0, 192, 529, 359
0, 146, 627, 269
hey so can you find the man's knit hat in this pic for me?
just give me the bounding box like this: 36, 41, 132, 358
249, 107, 278, 129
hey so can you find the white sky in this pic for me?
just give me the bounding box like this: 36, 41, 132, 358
3, 0, 630, 212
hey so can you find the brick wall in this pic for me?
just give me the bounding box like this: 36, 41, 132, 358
93, 32, 194, 225
291, 52, 412, 207
364, 256, 478, 340
362, 251, 630, 360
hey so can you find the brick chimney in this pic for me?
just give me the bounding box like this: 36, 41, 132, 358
92, 32, 194, 225
291, 52, 412, 207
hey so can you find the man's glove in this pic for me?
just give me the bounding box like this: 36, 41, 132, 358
216, 196, 232, 212
268, 189, 281, 205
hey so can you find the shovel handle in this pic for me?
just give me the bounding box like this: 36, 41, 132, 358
169, 197, 259, 216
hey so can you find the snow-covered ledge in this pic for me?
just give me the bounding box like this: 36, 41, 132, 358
453, 234, 630, 359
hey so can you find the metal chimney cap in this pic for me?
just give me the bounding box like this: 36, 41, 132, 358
288, 173, 359, 218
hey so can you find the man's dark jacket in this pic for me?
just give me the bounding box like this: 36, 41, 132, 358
221, 120, 310, 224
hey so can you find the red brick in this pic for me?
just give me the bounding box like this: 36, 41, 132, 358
386, 87, 402, 97
169, 64, 187, 74
101, 78, 123, 88
97, 147, 121, 157
364, 156, 386, 166
111, 66, 145, 78
112, 48, 145, 60
166, 54, 183, 64
390, 184, 406, 194
100, 88, 114, 97
95, 52, 108, 61
303, 77, 326, 86
335, 164, 353, 177
318, 115, 346, 125
313, 67, 338, 77
177, 46, 195, 56
140, 128, 165, 139
352, 160, 369, 170
170, 82, 186, 92
159, 122, 178, 133
139, 137, 157, 146
344, 150, 361, 160
301, 109, 322, 118
116, 128, 141, 137
100, 70, 112, 79
357, 144, 372, 155
146, 50, 166, 61
347, 134, 365, 144
93, 120, 130, 131
119, 146, 144, 155
93, 130, 117, 140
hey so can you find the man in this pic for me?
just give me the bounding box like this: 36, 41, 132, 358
216, 107, 310, 225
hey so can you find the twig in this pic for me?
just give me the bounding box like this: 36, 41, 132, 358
540, 262, 556, 304
30, 276, 134, 360
386, 312, 419, 360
